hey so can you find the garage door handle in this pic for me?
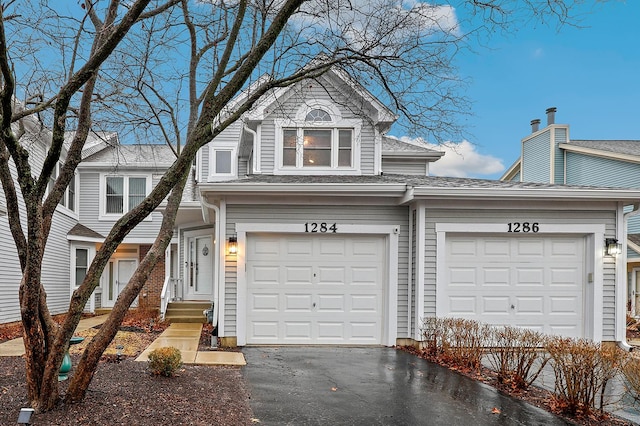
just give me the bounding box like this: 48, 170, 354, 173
312, 303, 316, 308
511, 304, 515, 310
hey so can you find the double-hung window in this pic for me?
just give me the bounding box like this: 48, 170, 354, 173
47, 162, 77, 213
102, 175, 149, 218
277, 104, 360, 174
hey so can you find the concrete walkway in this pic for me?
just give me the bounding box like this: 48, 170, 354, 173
0, 315, 110, 357
135, 323, 246, 366
0, 316, 245, 366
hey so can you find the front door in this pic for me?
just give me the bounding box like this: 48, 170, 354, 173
103, 258, 138, 308
187, 235, 213, 299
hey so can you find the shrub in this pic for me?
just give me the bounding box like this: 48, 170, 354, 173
147, 346, 183, 377
422, 317, 490, 371
486, 326, 548, 389
621, 355, 640, 405
546, 337, 626, 416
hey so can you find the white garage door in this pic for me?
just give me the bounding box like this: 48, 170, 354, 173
440, 235, 585, 338
246, 234, 385, 344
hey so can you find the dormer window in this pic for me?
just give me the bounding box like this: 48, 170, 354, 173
276, 102, 361, 175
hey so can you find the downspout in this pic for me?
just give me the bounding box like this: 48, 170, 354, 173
244, 125, 260, 174
618, 202, 640, 351
200, 195, 221, 331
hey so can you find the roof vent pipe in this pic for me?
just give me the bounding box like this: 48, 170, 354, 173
546, 107, 557, 125
530, 119, 541, 133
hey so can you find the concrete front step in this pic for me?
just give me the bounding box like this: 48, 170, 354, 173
165, 301, 212, 324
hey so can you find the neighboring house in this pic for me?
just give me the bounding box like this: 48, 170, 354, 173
3, 76, 640, 352
502, 107, 640, 317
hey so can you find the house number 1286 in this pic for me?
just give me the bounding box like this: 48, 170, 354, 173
305, 222, 338, 233
507, 222, 539, 233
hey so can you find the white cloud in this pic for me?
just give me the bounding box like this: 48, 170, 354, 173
399, 137, 505, 178
291, 1, 460, 51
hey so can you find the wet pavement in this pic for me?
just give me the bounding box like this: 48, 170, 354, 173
242, 347, 572, 425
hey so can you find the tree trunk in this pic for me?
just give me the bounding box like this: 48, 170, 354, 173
65, 169, 189, 402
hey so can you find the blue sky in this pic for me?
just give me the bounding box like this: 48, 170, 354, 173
393, 1, 640, 179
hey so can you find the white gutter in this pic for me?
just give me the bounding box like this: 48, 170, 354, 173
198, 195, 221, 331
619, 202, 640, 351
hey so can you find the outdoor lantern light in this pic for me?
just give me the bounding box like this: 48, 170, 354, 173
17, 408, 34, 425
605, 238, 622, 256
227, 236, 238, 255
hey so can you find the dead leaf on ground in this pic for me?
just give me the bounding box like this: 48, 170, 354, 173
491, 407, 501, 414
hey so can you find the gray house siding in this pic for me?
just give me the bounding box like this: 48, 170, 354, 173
78, 170, 164, 238
565, 152, 640, 236
423, 206, 618, 340
261, 79, 378, 176
522, 131, 551, 183
382, 159, 426, 175
224, 203, 410, 338
553, 127, 567, 184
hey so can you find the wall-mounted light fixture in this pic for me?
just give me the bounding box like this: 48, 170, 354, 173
605, 238, 622, 256
227, 236, 238, 255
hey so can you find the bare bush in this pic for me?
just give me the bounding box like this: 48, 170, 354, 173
621, 355, 640, 405
546, 337, 626, 416
486, 326, 549, 389
422, 317, 491, 371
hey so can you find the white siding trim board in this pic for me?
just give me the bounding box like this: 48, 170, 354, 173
435, 222, 605, 341
235, 222, 399, 346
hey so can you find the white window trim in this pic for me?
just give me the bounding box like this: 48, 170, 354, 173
207, 142, 238, 181
99, 173, 152, 221
274, 118, 362, 175
49, 163, 79, 218
70, 244, 96, 312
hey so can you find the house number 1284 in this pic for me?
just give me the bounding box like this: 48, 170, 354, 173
507, 222, 539, 233
305, 222, 338, 233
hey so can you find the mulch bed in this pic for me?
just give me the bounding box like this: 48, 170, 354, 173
0, 355, 253, 425
399, 345, 634, 426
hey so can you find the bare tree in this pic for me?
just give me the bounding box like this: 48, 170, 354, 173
0, 0, 598, 412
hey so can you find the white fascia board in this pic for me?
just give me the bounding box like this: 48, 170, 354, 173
408, 186, 640, 202
199, 183, 407, 197
559, 143, 640, 164
66, 235, 104, 243
500, 159, 521, 181
628, 239, 640, 256
382, 152, 444, 160
77, 162, 174, 169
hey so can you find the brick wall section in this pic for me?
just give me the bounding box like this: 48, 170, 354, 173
138, 244, 165, 309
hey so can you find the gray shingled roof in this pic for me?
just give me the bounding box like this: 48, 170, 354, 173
82, 144, 176, 167
566, 140, 640, 157
216, 173, 622, 191
629, 233, 640, 247
382, 136, 443, 156
67, 223, 104, 239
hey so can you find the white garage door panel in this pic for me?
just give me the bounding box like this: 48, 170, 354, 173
442, 235, 584, 338
247, 234, 385, 344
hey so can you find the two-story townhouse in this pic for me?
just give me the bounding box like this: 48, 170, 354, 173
4, 72, 640, 351
165, 67, 640, 349
0, 115, 79, 324
502, 108, 640, 317
73, 137, 176, 313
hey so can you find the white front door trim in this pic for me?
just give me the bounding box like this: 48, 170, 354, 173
236, 223, 399, 346
435, 223, 605, 342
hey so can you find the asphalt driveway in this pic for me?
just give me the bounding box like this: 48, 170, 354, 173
242, 347, 571, 426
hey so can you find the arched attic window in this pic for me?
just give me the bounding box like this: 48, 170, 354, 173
305, 108, 332, 123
